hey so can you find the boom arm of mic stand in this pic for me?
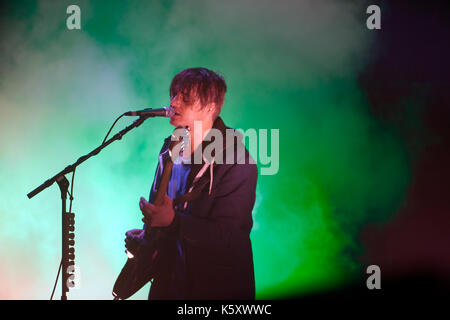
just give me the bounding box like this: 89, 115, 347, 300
27, 115, 150, 199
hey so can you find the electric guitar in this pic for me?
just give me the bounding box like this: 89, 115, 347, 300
112, 126, 189, 300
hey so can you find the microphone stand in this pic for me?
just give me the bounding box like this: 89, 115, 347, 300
27, 115, 153, 300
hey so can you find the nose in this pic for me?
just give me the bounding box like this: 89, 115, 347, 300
171, 94, 181, 104
170, 94, 182, 112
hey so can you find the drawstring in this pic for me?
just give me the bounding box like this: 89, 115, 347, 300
209, 157, 215, 195
182, 156, 215, 209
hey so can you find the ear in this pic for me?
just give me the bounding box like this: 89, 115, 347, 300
205, 102, 217, 114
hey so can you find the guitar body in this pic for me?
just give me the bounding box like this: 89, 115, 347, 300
112, 229, 162, 300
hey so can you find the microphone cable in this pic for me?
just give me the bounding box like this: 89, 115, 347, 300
102, 113, 126, 144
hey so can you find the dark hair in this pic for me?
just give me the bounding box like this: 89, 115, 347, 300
170, 67, 227, 117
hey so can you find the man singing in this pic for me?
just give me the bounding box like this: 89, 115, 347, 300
125, 67, 258, 299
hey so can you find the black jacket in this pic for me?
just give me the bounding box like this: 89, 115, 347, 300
147, 117, 257, 299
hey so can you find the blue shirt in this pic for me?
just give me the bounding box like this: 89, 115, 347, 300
168, 160, 191, 202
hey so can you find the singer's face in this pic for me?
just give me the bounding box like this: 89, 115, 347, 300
169, 91, 213, 129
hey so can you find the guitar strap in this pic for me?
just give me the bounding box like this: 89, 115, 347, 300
172, 162, 214, 210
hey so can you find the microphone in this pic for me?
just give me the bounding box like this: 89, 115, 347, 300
124, 106, 175, 117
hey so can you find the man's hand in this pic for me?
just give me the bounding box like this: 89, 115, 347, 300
140, 194, 175, 227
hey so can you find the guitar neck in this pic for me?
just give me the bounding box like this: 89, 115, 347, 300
154, 158, 173, 205
146, 126, 187, 232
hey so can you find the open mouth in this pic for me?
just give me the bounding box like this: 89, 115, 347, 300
169, 105, 181, 117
